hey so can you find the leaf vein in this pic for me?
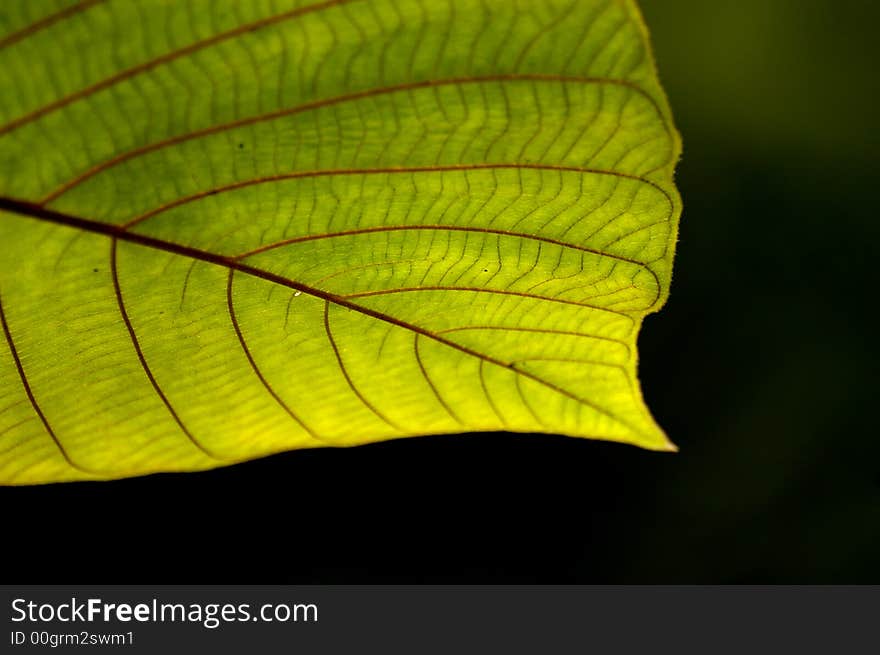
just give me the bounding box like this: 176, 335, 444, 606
0, 196, 650, 440
40, 74, 670, 204
0, 287, 95, 474
226, 270, 325, 443
322, 300, 403, 432
0, 0, 104, 50
0, 0, 360, 137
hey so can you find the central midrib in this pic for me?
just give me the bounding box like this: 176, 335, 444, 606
0, 194, 646, 437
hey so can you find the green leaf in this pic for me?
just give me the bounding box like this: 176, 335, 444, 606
0, 0, 681, 484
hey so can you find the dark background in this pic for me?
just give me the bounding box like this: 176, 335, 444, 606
5, 0, 879, 583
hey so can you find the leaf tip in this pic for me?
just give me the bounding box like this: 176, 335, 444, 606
660, 438, 679, 453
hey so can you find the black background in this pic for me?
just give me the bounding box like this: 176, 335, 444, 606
4, 0, 879, 583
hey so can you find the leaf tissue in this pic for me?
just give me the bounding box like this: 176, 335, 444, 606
0, 0, 681, 483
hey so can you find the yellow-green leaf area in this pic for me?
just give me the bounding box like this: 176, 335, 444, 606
0, 0, 682, 484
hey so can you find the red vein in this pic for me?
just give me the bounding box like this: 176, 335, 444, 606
513, 356, 628, 376
513, 356, 623, 366
322, 300, 403, 432
478, 360, 507, 427
436, 326, 631, 356
0, 0, 356, 136
121, 163, 673, 230
413, 334, 464, 426
0, 196, 648, 437
515, 374, 546, 427
237, 223, 652, 272
41, 74, 668, 203
344, 286, 637, 321
226, 270, 323, 443
0, 0, 104, 50
0, 287, 94, 475
110, 239, 226, 461
237, 223, 661, 309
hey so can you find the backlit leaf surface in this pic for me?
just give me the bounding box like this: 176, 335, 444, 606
0, 0, 681, 483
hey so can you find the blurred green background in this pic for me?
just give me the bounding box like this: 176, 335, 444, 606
5, 0, 878, 583
629, 0, 880, 580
